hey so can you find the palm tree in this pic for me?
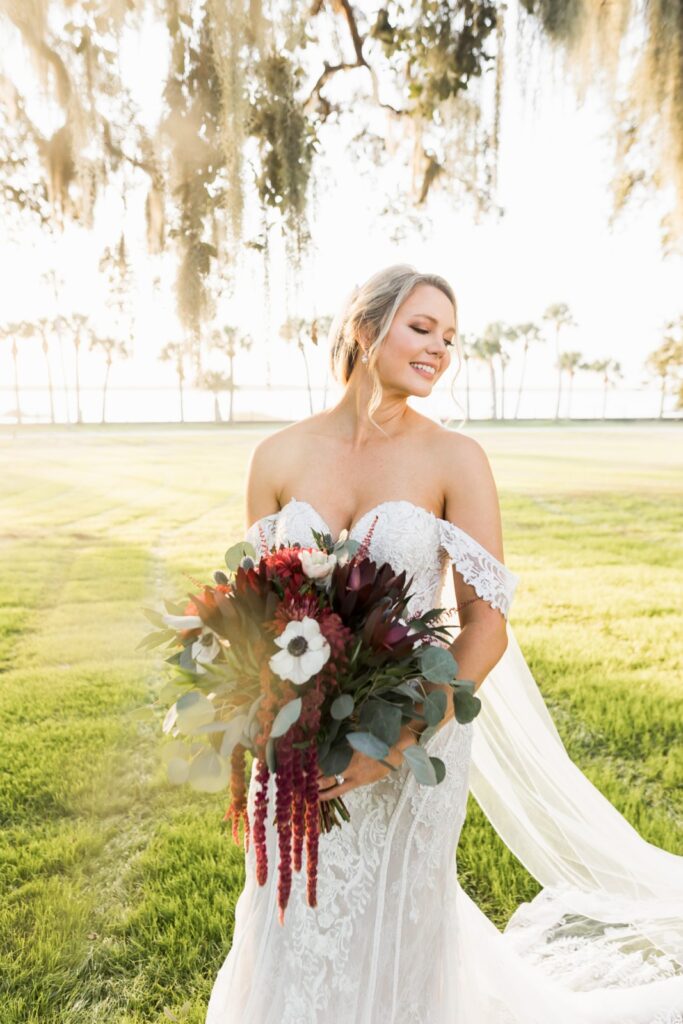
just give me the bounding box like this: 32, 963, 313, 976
0, 322, 24, 425
160, 341, 188, 423
557, 351, 584, 419
580, 358, 623, 419
209, 325, 253, 423
198, 370, 232, 422
60, 313, 90, 424
458, 332, 475, 421
505, 322, 543, 420
497, 333, 511, 417
314, 315, 333, 410
471, 329, 502, 420
542, 303, 577, 421
644, 320, 683, 418
89, 334, 129, 423
20, 317, 58, 424
42, 269, 70, 421
280, 316, 318, 416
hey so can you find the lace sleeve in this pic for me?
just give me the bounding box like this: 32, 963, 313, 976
438, 518, 519, 620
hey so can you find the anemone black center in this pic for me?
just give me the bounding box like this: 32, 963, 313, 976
287, 636, 308, 656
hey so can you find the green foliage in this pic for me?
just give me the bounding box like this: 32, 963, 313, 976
371, 0, 499, 118
248, 51, 318, 229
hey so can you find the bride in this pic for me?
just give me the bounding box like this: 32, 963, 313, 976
206, 264, 683, 1023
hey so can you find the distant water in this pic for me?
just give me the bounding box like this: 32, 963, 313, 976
0, 385, 679, 424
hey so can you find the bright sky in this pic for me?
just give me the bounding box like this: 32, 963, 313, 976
1, 2, 681, 422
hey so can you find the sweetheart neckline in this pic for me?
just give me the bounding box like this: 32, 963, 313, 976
246, 496, 519, 595
248, 495, 509, 567
284, 496, 442, 545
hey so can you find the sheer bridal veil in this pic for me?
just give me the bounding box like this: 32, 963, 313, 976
437, 561, 683, 1015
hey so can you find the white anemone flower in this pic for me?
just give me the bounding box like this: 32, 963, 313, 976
191, 627, 221, 673
299, 547, 337, 581
268, 615, 331, 686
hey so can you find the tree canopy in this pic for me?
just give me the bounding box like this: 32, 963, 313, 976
1, 0, 682, 341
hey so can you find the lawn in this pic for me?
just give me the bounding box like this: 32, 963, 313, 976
1, 423, 681, 1024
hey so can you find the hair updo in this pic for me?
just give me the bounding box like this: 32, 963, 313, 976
327, 263, 460, 435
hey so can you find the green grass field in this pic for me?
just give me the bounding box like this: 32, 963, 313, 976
1, 423, 681, 1024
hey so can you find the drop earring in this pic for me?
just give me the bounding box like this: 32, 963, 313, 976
361, 350, 369, 364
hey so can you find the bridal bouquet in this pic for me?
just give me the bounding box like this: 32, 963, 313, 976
138, 521, 480, 924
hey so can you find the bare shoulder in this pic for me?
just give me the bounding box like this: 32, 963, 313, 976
244, 416, 322, 530
436, 428, 505, 562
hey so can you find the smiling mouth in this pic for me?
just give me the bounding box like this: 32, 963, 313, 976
410, 362, 437, 379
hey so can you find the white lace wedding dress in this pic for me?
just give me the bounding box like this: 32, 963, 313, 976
206, 497, 683, 1024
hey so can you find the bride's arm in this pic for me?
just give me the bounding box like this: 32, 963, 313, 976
394, 434, 511, 757
321, 428, 511, 794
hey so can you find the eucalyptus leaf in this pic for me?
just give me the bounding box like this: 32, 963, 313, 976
423, 689, 447, 727
193, 720, 235, 734
318, 742, 353, 776
158, 679, 186, 704
219, 714, 248, 758
188, 749, 230, 793
402, 743, 438, 785
347, 731, 390, 761
162, 703, 178, 734
225, 540, 256, 571
175, 690, 215, 733
161, 739, 191, 764
270, 697, 302, 738
167, 757, 190, 785
419, 644, 457, 683
430, 756, 446, 784
454, 690, 481, 724
359, 701, 402, 746
330, 694, 354, 720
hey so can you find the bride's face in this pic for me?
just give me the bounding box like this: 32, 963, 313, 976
372, 283, 456, 395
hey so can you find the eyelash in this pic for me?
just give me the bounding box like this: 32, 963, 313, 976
412, 325, 455, 347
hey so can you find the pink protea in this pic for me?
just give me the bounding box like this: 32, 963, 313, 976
304, 741, 321, 908
275, 733, 295, 925
291, 744, 306, 873
253, 758, 270, 887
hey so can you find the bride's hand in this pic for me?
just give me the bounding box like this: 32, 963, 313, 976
317, 683, 454, 802
317, 743, 406, 802
317, 750, 394, 801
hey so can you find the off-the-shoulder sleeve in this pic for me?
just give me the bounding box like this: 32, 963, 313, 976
438, 518, 519, 620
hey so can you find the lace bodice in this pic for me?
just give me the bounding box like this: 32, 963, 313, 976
244, 496, 519, 621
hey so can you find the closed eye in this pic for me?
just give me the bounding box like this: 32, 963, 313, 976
412, 325, 455, 347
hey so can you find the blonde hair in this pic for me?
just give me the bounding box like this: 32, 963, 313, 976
328, 263, 462, 435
